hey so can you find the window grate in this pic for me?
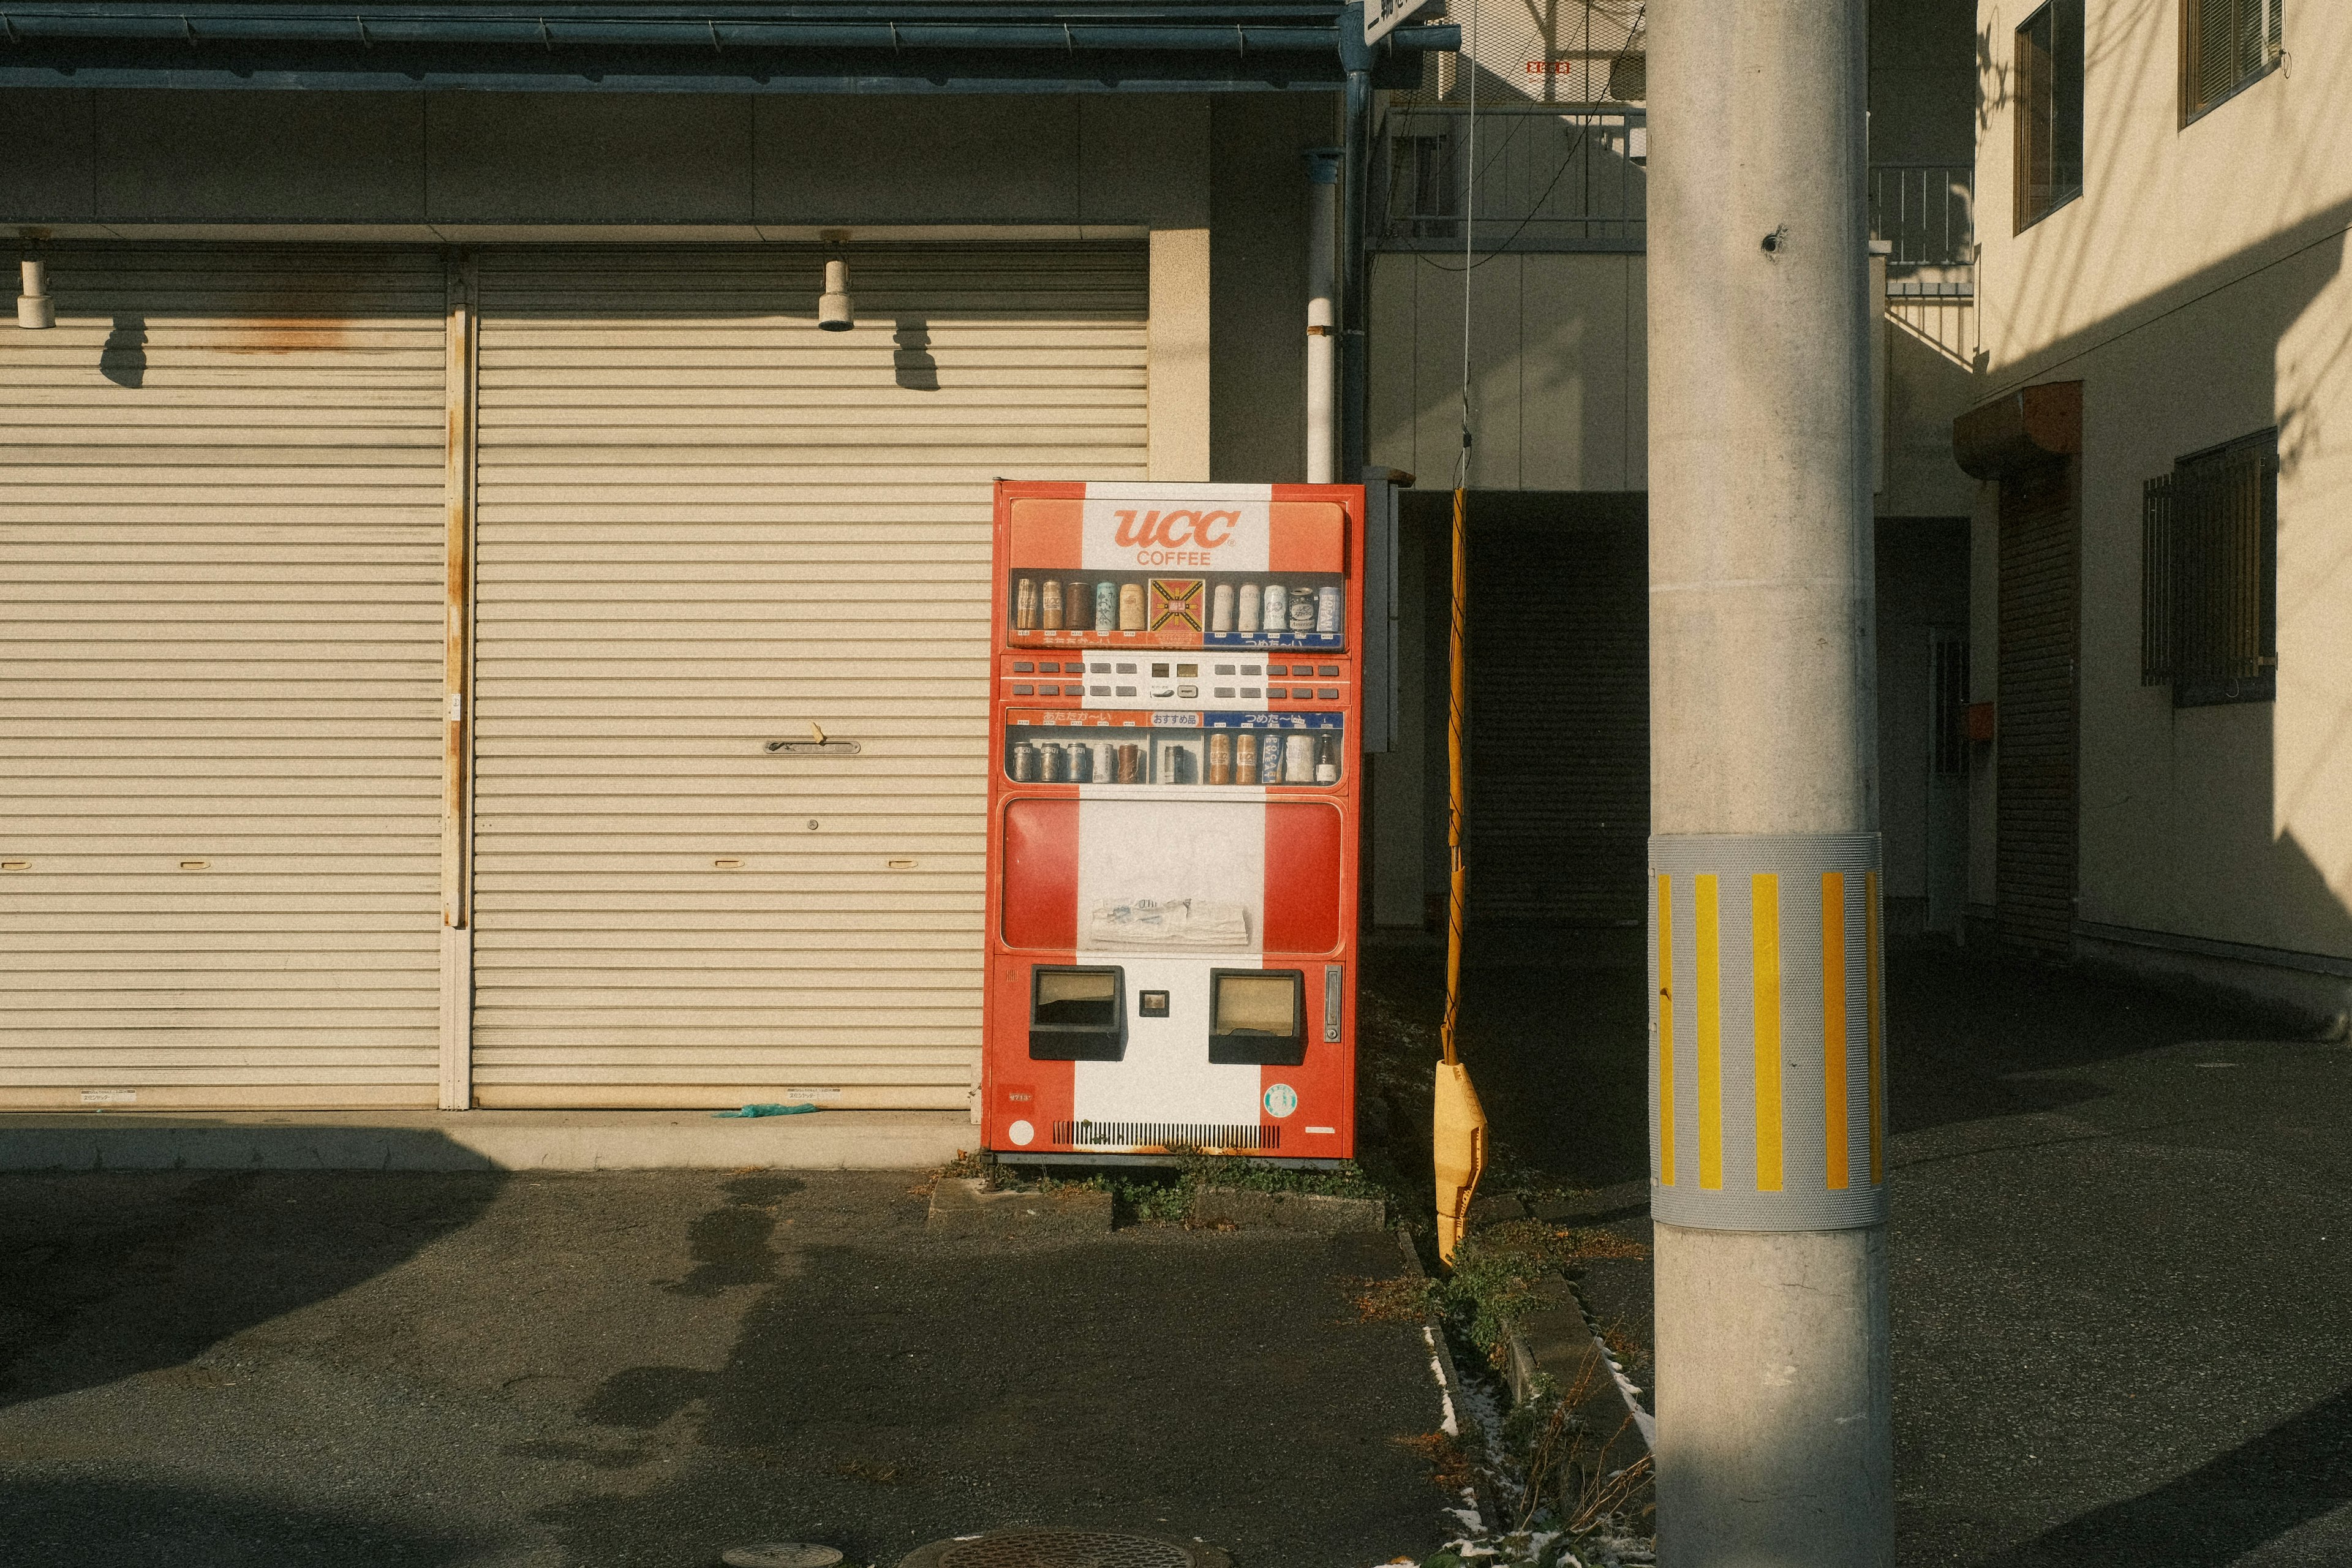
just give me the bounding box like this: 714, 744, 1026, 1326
2141, 431, 2278, 707
1931, 633, 1972, 776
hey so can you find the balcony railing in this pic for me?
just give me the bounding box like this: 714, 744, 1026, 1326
1374, 106, 1646, 252
1370, 132, 1975, 288
1869, 163, 1975, 295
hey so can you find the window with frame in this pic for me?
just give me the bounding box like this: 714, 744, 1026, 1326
2182, 0, 2284, 123
2013, 0, 2084, 232
1384, 132, 1459, 241
2141, 430, 2278, 707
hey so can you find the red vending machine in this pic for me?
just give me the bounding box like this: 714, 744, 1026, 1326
984, 481, 1366, 1165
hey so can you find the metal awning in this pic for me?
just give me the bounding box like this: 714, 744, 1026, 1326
0, 1, 1458, 89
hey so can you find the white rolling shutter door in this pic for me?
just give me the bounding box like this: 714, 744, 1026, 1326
470, 244, 1148, 1108
0, 248, 448, 1108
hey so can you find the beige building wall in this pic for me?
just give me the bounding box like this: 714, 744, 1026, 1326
1971, 3, 2352, 980
1366, 249, 1649, 491
0, 89, 1327, 477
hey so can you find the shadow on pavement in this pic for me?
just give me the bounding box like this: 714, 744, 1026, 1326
1365, 936, 2299, 1193
0, 1167, 505, 1409
1977, 1381, 2352, 1567
552, 1189, 1447, 1568
1, 1475, 485, 1566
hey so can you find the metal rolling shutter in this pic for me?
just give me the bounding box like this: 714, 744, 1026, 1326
1466, 511, 1649, 929
469, 243, 1149, 1108
1997, 456, 2079, 957
0, 247, 448, 1108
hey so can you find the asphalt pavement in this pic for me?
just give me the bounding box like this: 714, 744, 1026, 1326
0, 1168, 1457, 1567
1368, 934, 2352, 1566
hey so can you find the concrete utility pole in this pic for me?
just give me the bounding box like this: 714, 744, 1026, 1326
1645, 3, 1891, 1566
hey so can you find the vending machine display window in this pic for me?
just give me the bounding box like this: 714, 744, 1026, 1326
1029, 966, 1127, 1061
1002, 718, 1347, 786
1207, 968, 1307, 1066
1008, 572, 1348, 650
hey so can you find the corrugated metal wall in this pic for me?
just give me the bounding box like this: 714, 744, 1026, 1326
1464, 505, 1648, 929
467, 244, 1150, 1108
0, 248, 449, 1107
1996, 457, 2079, 957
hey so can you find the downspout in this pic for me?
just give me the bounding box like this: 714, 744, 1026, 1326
1304, 148, 1341, 483
1337, 2, 1375, 481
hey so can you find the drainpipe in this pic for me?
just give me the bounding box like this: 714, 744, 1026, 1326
1337, 3, 1374, 481
1305, 148, 1342, 483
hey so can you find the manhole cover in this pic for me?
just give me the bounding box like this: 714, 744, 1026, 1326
899, 1529, 1221, 1568
722, 1546, 844, 1568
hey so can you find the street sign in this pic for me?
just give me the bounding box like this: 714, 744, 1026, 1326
1365, 0, 1437, 47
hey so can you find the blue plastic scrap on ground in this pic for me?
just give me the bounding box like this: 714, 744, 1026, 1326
710, 1103, 820, 1119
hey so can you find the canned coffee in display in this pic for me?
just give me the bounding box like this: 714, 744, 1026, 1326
1093, 741, 1115, 782
1207, 731, 1234, 785
1258, 729, 1285, 784
1283, 733, 1316, 783
1314, 733, 1339, 783
1117, 582, 1146, 632
1237, 582, 1262, 634
1071, 741, 1095, 783
1210, 582, 1235, 634
1040, 579, 1063, 631
1014, 577, 1038, 630
1261, 584, 1285, 633
1041, 742, 1068, 782
1288, 593, 1318, 633
1095, 580, 1118, 630
1164, 745, 1195, 786
1317, 584, 1343, 635
1011, 741, 1040, 782
1235, 731, 1259, 781
1117, 743, 1144, 784
1066, 580, 1093, 631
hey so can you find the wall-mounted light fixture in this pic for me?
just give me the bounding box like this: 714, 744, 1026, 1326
18, 246, 54, 330
818, 228, 854, 332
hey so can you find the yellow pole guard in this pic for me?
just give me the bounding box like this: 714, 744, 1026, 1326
1433, 487, 1484, 1264
1434, 1058, 1489, 1264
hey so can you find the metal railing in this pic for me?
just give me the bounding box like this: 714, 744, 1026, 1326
1374, 107, 1646, 251
1869, 163, 1975, 293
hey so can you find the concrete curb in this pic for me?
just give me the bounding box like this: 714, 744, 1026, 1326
0, 1110, 974, 1172
1394, 1221, 1502, 1537
925, 1177, 1114, 1235
1499, 1267, 1654, 1525
1192, 1185, 1387, 1232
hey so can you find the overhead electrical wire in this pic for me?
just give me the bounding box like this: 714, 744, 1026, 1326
1409, 0, 1646, 274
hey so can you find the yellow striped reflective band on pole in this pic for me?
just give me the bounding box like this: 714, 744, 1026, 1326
1751, 873, 1782, 1192
1648, 832, 1887, 1232
1695, 873, 1722, 1191
1822, 870, 1849, 1191
1654, 873, 1676, 1187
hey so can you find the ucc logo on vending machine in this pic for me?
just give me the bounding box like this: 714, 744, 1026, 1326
1112, 508, 1240, 565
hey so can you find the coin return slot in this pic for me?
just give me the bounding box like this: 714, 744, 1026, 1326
1029, 965, 1127, 1061
712, 858, 743, 869
1208, 969, 1307, 1066
179, 860, 209, 870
